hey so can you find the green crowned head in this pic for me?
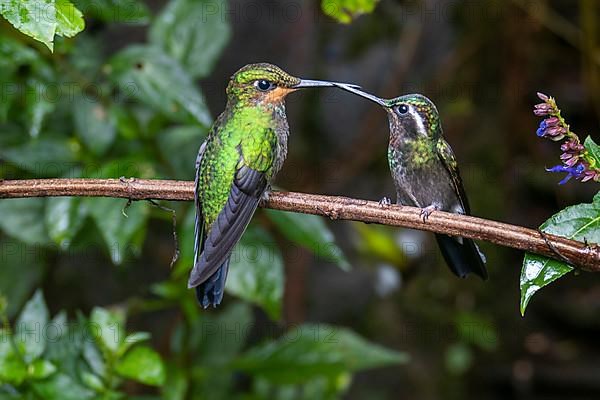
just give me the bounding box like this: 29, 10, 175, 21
226, 63, 357, 106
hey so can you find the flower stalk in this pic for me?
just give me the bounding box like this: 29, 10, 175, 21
534, 92, 600, 184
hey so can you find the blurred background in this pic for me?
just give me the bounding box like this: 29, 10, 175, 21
0, 0, 599, 399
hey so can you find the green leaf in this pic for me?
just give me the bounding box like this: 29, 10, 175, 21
90, 307, 125, 354
82, 341, 106, 378
80, 370, 105, 392
73, 95, 117, 155
25, 81, 55, 138
0, 331, 28, 385
15, 290, 49, 363
455, 312, 498, 351
29, 359, 57, 379
235, 324, 408, 384
445, 343, 473, 375
0, 199, 51, 245
156, 125, 207, 180
161, 365, 187, 400
55, 0, 85, 37
584, 136, 600, 167
31, 373, 95, 400
0, 35, 40, 71
253, 374, 351, 400
189, 303, 253, 399
150, 0, 231, 79
265, 210, 350, 270
0, 246, 44, 318
520, 193, 600, 315
85, 198, 149, 265
0, 0, 84, 51
118, 331, 151, 356
227, 226, 284, 320
108, 45, 212, 126
0, 138, 80, 176
115, 346, 166, 386
193, 303, 252, 365
0, 0, 58, 50
321, 0, 379, 24
72, 0, 150, 23
45, 197, 87, 249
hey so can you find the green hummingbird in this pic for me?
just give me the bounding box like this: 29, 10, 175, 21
334, 85, 487, 279
189, 63, 358, 307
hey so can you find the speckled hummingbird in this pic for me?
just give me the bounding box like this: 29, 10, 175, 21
189, 63, 359, 308
334, 85, 487, 279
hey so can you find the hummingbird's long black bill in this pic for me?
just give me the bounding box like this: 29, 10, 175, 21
330, 83, 388, 106
294, 79, 361, 89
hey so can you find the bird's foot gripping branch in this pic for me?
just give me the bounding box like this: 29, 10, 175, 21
520, 93, 600, 315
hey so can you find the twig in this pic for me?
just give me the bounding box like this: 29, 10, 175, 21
147, 199, 180, 268
0, 178, 599, 271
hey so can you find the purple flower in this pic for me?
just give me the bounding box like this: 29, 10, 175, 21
559, 139, 584, 166
533, 91, 600, 185
536, 118, 567, 141
546, 163, 586, 185
534, 103, 553, 116
536, 119, 567, 140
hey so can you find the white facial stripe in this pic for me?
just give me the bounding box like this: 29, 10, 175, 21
408, 106, 427, 137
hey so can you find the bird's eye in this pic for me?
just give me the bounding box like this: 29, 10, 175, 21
397, 104, 409, 114
254, 80, 276, 91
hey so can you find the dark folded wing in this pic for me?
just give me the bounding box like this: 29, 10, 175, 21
188, 164, 267, 288
436, 139, 471, 214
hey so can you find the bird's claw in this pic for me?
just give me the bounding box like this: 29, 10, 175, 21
420, 204, 439, 222
378, 197, 392, 207
260, 190, 271, 204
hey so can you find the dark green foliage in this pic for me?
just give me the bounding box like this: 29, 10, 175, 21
520, 191, 600, 315
0, 1, 403, 398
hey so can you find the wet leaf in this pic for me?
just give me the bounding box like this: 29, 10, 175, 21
520, 191, 600, 315
55, 0, 85, 38
0, 0, 84, 51
0, 0, 58, 51
584, 136, 600, 166
150, 0, 231, 78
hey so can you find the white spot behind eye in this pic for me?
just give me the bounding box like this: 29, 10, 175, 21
408, 107, 428, 137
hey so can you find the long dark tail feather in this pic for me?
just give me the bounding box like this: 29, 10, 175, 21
196, 258, 231, 308
435, 234, 488, 280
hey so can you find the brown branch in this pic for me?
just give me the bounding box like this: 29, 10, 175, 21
0, 178, 599, 271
